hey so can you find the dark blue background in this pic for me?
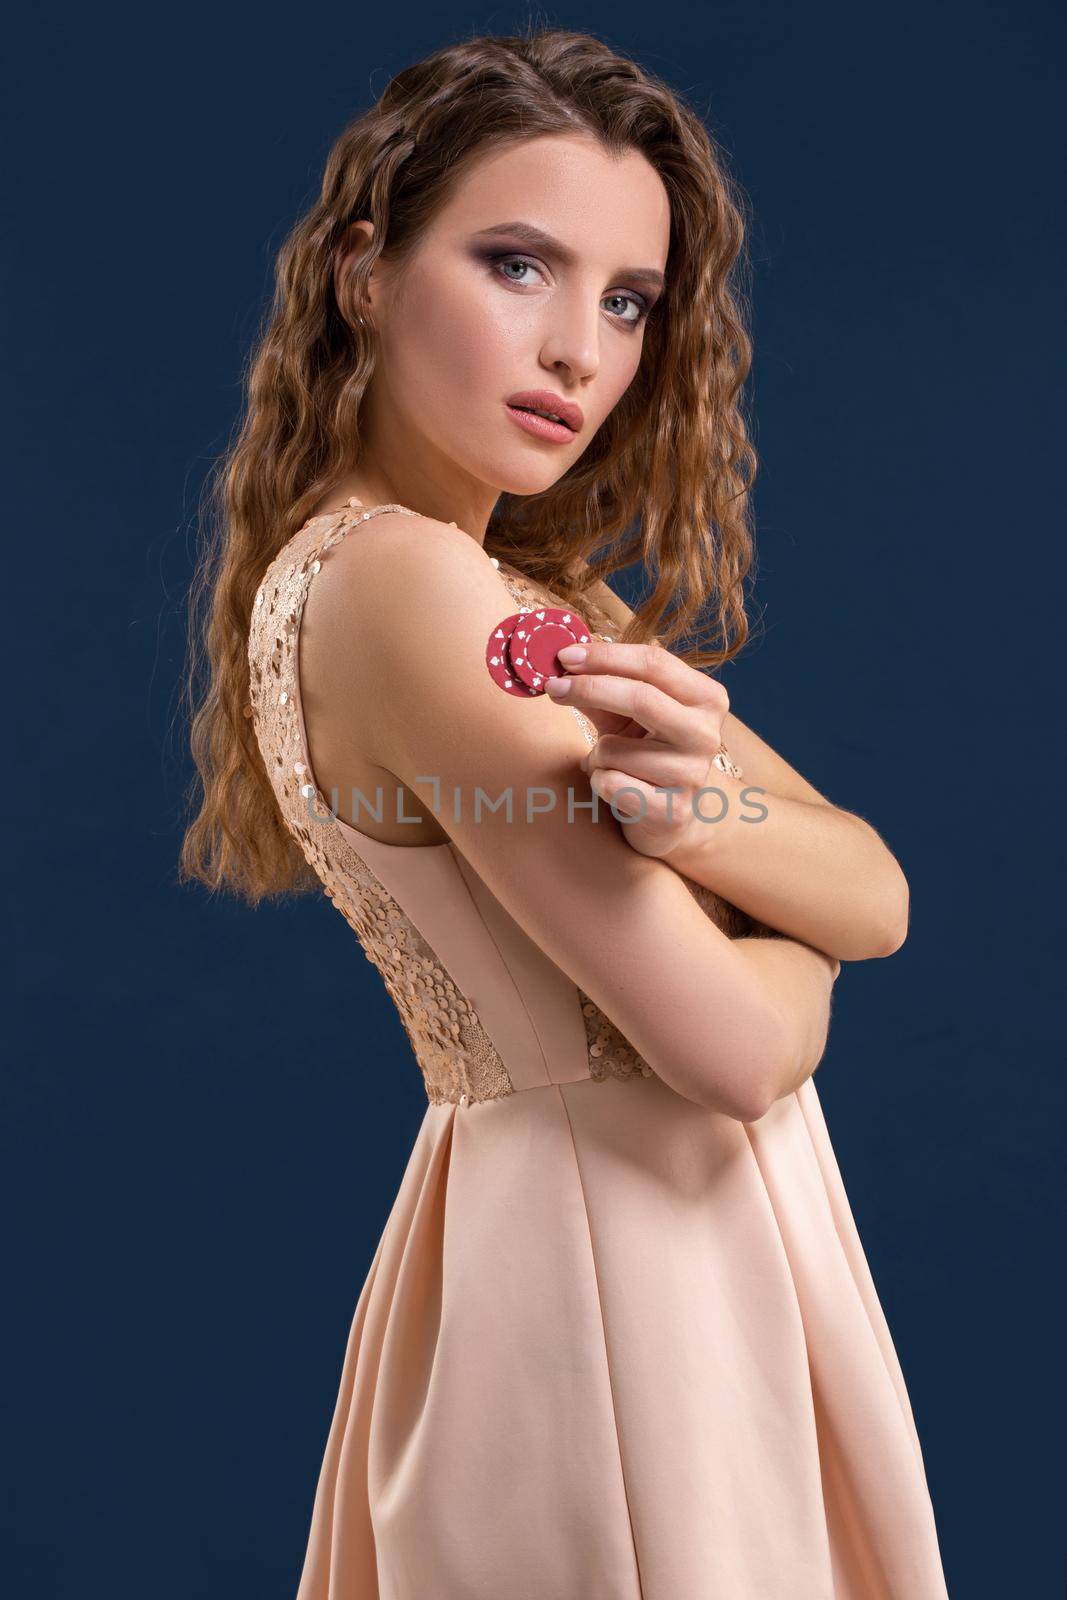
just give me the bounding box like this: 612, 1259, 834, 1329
6, 3, 1063, 1594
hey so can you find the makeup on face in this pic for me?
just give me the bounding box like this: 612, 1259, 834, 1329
365, 138, 672, 520
466, 220, 666, 452
470, 220, 665, 312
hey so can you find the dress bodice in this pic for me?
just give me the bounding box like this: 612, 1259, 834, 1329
247, 500, 763, 1109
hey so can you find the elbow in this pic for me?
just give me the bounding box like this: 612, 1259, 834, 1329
724, 1079, 777, 1125
875, 876, 910, 957
688, 1081, 772, 1124
724, 1000, 813, 1123
739, 1032, 788, 1123
846, 873, 910, 961
683, 1006, 785, 1124
842, 823, 911, 959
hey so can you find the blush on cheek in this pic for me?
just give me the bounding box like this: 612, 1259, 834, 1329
382, 291, 477, 443
423, 300, 516, 449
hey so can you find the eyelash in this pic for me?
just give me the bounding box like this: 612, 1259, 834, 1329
483, 251, 652, 329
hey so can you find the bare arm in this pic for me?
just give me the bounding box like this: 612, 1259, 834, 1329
667, 726, 909, 961
312, 516, 836, 1122
583, 577, 910, 960
733, 935, 841, 1105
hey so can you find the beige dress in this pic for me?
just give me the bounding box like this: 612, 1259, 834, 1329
247, 502, 950, 1600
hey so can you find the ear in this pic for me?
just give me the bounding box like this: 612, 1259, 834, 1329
333, 219, 376, 317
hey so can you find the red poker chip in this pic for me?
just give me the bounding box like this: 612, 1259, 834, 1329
508, 608, 591, 691
485, 605, 592, 697
485, 611, 539, 697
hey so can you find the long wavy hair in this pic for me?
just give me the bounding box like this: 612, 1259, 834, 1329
179, 25, 760, 904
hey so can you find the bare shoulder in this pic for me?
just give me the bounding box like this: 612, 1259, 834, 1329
304, 509, 573, 765
322, 508, 490, 600
301, 510, 492, 681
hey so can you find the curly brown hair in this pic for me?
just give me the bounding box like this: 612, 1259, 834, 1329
178, 25, 760, 903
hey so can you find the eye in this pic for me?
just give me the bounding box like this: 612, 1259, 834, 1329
485, 252, 651, 330
490, 253, 547, 288
602, 291, 649, 329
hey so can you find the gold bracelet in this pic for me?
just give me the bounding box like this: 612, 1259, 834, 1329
712, 745, 743, 779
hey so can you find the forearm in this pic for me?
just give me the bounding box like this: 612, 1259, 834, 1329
732, 934, 840, 1111
669, 778, 909, 962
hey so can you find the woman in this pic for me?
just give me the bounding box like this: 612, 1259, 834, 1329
181, 27, 949, 1599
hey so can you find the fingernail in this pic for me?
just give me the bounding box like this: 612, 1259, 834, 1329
545, 676, 572, 696
556, 644, 587, 665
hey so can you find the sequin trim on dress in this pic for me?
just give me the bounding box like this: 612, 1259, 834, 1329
248, 504, 514, 1109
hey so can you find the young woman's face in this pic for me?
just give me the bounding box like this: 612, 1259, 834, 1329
363, 132, 671, 514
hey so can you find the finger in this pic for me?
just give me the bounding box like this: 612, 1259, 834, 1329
549, 667, 713, 747
587, 768, 691, 848
588, 767, 656, 818
581, 735, 694, 788
556, 639, 726, 711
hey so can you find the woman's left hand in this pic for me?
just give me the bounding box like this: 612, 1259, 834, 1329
546, 638, 732, 860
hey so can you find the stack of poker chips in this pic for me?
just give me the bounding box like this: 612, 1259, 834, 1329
485, 607, 593, 698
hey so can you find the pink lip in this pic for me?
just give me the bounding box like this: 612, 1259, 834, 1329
506, 405, 574, 445
504, 390, 584, 433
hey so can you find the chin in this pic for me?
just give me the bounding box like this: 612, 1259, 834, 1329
446, 455, 562, 502
487, 449, 579, 497
500, 469, 570, 497
449, 428, 578, 499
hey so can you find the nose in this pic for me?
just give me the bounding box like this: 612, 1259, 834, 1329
539, 289, 600, 384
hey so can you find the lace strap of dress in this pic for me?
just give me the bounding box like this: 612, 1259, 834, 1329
246, 501, 517, 1108
316, 498, 420, 545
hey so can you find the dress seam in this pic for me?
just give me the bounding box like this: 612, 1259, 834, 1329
555, 1084, 645, 1598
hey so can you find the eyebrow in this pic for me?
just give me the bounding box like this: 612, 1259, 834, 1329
470, 220, 666, 295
